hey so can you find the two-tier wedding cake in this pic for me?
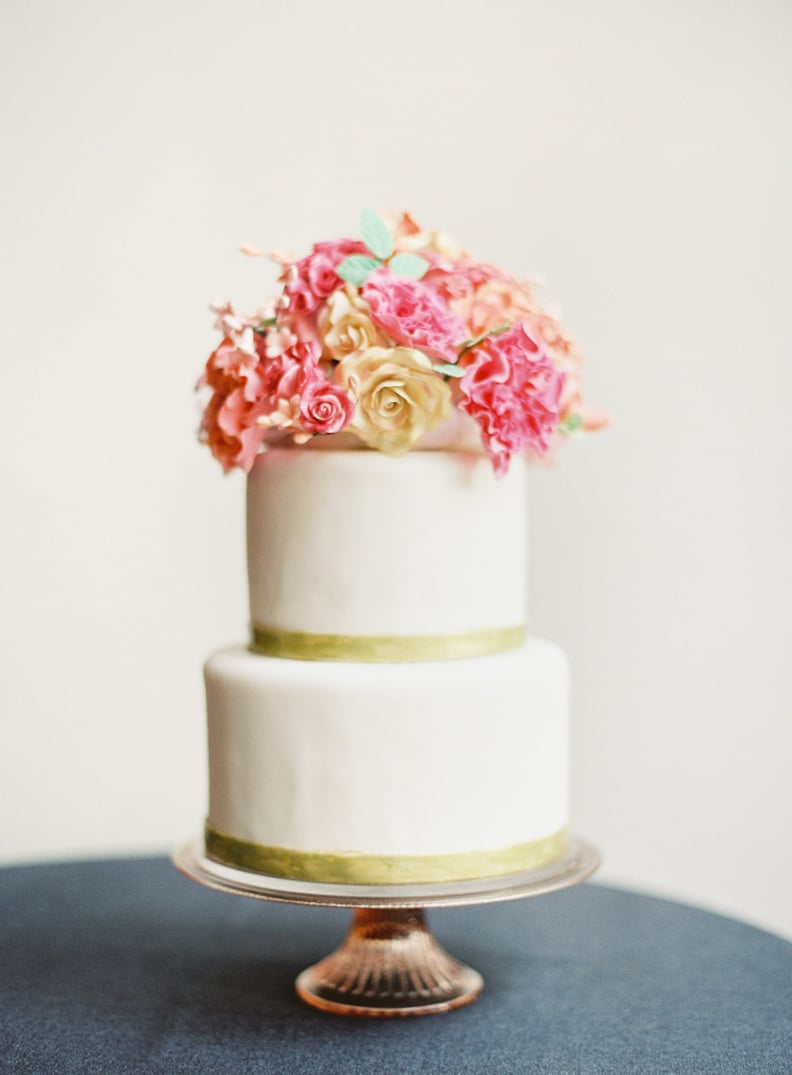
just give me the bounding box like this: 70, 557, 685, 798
196, 210, 604, 885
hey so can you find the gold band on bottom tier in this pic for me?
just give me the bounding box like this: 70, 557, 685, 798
249, 624, 526, 662
205, 824, 568, 885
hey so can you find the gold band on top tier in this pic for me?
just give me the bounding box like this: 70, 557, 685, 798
205, 824, 568, 885
249, 624, 526, 662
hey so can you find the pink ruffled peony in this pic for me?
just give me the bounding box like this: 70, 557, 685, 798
459, 324, 565, 475
199, 338, 269, 473
361, 268, 467, 363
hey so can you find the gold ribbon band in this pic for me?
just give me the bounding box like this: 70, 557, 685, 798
205, 823, 568, 885
249, 624, 526, 662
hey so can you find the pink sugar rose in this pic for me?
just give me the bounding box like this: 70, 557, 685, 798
307, 253, 342, 298
459, 324, 565, 475
199, 338, 268, 473
284, 276, 318, 315
361, 268, 467, 364
284, 239, 367, 315
298, 366, 355, 435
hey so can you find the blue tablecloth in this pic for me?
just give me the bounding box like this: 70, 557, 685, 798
1, 856, 790, 1073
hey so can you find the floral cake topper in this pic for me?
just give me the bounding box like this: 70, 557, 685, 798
198, 210, 606, 475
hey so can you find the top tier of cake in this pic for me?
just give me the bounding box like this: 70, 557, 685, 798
246, 450, 528, 660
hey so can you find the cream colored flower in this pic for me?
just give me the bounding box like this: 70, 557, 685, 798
319, 285, 386, 360
339, 346, 452, 456
396, 228, 463, 259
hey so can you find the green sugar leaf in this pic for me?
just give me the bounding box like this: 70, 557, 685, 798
337, 254, 382, 287
560, 413, 584, 434
388, 252, 429, 280
459, 321, 512, 355
360, 208, 393, 260
432, 362, 465, 378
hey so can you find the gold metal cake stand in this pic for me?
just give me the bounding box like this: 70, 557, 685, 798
173, 837, 599, 1018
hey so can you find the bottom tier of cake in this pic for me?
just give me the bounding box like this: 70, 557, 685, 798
204, 638, 569, 884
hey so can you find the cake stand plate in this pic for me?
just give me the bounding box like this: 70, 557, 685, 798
173, 837, 600, 1017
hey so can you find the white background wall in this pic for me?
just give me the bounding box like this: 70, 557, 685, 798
2, 1, 790, 939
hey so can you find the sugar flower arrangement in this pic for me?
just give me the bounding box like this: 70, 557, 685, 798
198, 210, 605, 476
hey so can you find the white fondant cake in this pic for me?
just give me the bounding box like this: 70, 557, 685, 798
195, 210, 604, 885
203, 449, 572, 884
247, 448, 527, 640
205, 641, 568, 883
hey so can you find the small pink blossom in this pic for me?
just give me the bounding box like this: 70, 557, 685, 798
361, 268, 467, 363
210, 302, 267, 352
459, 324, 565, 475
264, 322, 298, 358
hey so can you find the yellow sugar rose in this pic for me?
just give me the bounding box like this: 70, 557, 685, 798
319, 285, 386, 360
339, 346, 452, 456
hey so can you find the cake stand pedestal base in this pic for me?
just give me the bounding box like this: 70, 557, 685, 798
173, 837, 599, 1018
295, 907, 482, 1017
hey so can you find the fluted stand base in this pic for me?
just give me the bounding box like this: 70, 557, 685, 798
295, 908, 483, 1017
173, 836, 601, 1018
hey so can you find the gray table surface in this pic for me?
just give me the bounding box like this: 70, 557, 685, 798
1, 856, 790, 1074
